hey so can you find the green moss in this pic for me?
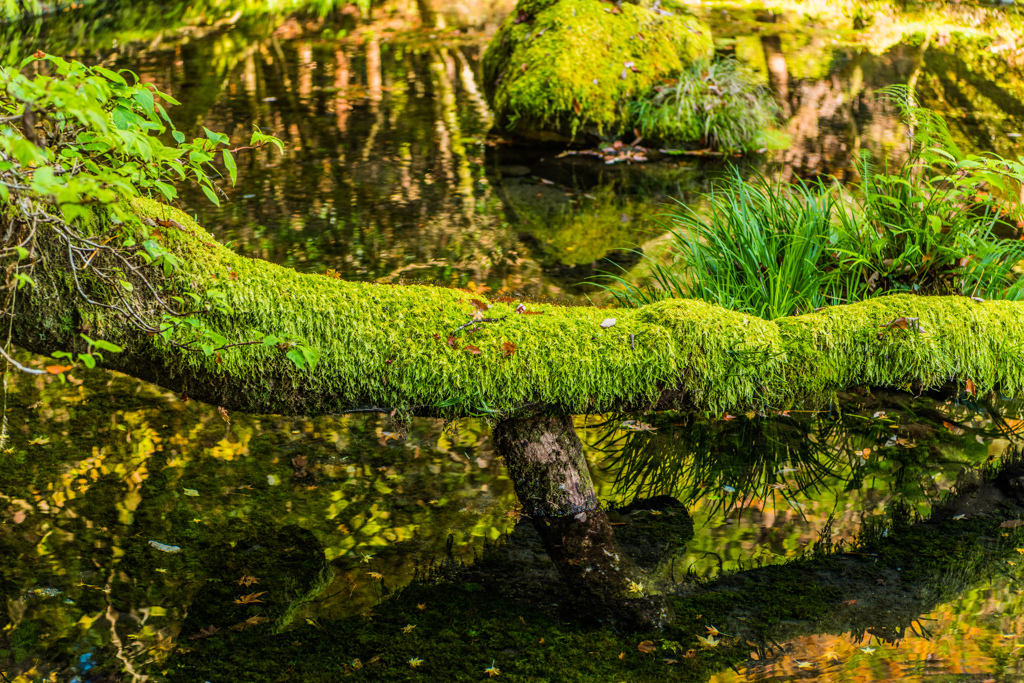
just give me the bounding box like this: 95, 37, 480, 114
482, 0, 712, 141
42, 197, 1024, 418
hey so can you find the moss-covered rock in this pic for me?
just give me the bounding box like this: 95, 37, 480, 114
482, 0, 712, 142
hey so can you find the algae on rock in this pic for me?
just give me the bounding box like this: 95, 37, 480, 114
482, 0, 712, 141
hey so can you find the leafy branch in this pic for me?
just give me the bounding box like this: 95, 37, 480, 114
0, 53, 321, 376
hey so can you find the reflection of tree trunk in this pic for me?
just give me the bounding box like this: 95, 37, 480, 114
366, 36, 383, 106
334, 49, 351, 134
430, 48, 475, 208
416, 0, 445, 29
906, 32, 931, 96
493, 415, 670, 629
761, 34, 791, 119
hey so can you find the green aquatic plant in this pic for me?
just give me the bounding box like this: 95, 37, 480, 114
603, 170, 856, 319
833, 85, 1024, 300
629, 58, 781, 152
604, 86, 1024, 318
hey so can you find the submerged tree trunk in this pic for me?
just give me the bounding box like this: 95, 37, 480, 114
493, 414, 670, 629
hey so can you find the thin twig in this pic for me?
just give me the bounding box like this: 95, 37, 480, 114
0, 344, 45, 375
450, 316, 506, 335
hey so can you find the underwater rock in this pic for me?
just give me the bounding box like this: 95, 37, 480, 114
482, 0, 712, 142
609, 496, 694, 573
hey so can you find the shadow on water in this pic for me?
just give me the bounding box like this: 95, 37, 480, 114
3, 357, 1024, 681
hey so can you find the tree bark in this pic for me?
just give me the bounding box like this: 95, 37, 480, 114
493, 415, 670, 629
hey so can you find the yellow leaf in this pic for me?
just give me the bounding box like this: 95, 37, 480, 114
408, 657, 424, 668
401, 624, 416, 634
697, 635, 720, 648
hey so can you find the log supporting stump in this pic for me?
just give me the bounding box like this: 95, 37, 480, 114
493, 414, 671, 629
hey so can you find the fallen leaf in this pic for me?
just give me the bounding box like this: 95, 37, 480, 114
236, 575, 260, 587
860, 646, 876, 654
464, 345, 482, 355
28, 436, 51, 445
183, 488, 199, 497
600, 318, 617, 328
447, 336, 460, 349
470, 299, 491, 312
1000, 520, 1024, 528
33, 50, 46, 59
401, 624, 416, 634
697, 635, 720, 648
417, 603, 427, 610
638, 641, 657, 654
234, 591, 266, 605
501, 341, 517, 357
573, 98, 582, 115
966, 379, 977, 395
368, 572, 384, 579
218, 406, 230, 423
618, 652, 625, 659
45, 365, 74, 375
408, 657, 424, 668
877, 316, 922, 340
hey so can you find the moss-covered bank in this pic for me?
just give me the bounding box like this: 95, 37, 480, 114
481, 0, 712, 141
12, 196, 1024, 418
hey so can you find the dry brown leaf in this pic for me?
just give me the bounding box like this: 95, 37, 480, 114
464, 345, 482, 355
501, 341, 517, 357
234, 591, 266, 605
638, 641, 657, 654
470, 299, 491, 312
1001, 520, 1024, 528
966, 379, 977, 395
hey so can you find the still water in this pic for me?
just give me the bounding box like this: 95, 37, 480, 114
3, 0, 1024, 680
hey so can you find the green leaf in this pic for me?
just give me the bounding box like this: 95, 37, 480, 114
15, 247, 28, 260
200, 184, 220, 207
286, 348, 307, 370
132, 89, 155, 113
95, 66, 127, 85
91, 339, 123, 353
172, 130, 186, 144
222, 150, 237, 185
80, 353, 97, 369
119, 279, 134, 292
203, 127, 230, 145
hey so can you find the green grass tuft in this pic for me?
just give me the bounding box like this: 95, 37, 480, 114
629, 58, 781, 151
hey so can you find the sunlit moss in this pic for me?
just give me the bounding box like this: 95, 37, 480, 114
51, 197, 1024, 418
481, 0, 712, 140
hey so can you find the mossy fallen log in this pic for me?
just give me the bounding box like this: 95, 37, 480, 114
11, 196, 1024, 418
